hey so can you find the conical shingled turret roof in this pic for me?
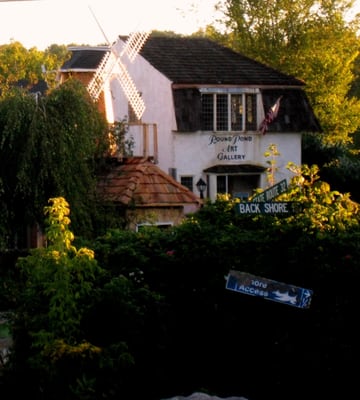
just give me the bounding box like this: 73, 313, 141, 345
97, 157, 201, 207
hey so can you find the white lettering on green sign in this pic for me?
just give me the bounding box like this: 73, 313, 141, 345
264, 202, 288, 213
238, 203, 261, 213
252, 179, 288, 202
236, 202, 292, 214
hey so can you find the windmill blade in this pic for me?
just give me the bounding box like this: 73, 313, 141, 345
88, 5, 110, 45
87, 48, 146, 119
112, 33, 149, 118
121, 31, 150, 62
88, 33, 149, 115
86, 6, 149, 119
114, 60, 146, 120
87, 50, 117, 101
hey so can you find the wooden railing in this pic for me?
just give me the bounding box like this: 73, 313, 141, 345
127, 123, 158, 163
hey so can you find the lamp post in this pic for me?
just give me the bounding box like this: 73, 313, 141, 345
196, 178, 207, 199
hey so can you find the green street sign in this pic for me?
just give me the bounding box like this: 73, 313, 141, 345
251, 179, 288, 202
235, 202, 294, 214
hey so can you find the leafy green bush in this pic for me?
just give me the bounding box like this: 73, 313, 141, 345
3, 168, 360, 400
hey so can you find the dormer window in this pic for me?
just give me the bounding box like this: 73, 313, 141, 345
200, 89, 258, 132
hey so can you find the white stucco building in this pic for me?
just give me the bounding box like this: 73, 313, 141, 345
60, 34, 321, 203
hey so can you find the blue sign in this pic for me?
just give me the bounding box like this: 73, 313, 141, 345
225, 270, 313, 309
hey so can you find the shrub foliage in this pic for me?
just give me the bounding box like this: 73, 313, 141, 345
1, 167, 360, 400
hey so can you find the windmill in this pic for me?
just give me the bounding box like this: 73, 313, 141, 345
87, 6, 150, 121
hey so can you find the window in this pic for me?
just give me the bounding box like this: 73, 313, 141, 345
217, 174, 260, 198
180, 176, 193, 192
233, 192, 249, 200
201, 90, 258, 132
217, 176, 227, 194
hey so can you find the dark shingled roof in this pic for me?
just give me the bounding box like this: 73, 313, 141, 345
61, 47, 108, 70
138, 35, 303, 86
62, 35, 303, 87
60, 35, 321, 132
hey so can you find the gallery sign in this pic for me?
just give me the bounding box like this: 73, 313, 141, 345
208, 134, 255, 162
225, 270, 313, 309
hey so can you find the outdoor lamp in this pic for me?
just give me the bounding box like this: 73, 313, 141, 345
196, 178, 207, 199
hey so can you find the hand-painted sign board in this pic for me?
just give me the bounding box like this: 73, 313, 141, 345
251, 179, 288, 202
235, 202, 294, 215
225, 270, 313, 309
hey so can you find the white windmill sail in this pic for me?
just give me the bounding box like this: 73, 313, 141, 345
87, 6, 149, 120
113, 54, 146, 120
87, 51, 117, 101
121, 31, 150, 62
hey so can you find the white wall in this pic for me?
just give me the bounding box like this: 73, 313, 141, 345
106, 40, 302, 201
108, 40, 177, 173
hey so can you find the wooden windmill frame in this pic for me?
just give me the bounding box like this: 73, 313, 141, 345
87, 6, 150, 121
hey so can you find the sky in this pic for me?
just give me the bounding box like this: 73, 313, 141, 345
1, 0, 360, 50
0, 0, 222, 49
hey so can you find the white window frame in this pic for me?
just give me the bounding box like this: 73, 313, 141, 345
200, 88, 260, 132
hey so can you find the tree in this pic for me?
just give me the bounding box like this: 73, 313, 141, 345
209, 0, 360, 144
3, 197, 165, 400
0, 41, 69, 93
0, 78, 109, 248
6, 197, 105, 399
279, 162, 360, 232
3, 180, 360, 399
43, 43, 71, 88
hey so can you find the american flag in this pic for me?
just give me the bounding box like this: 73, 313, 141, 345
259, 96, 282, 135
